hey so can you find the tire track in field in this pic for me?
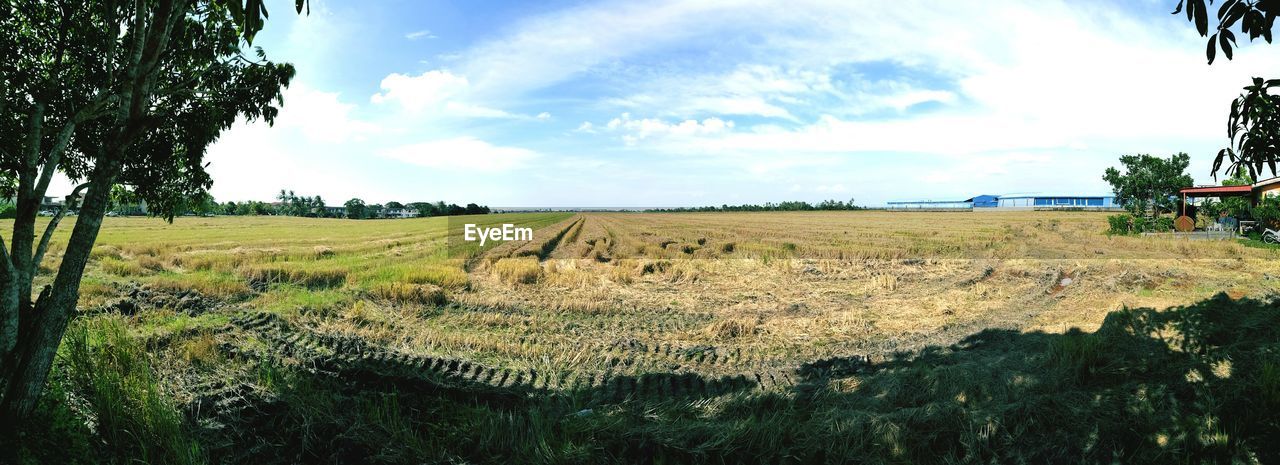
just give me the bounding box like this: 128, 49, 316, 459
223, 311, 823, 406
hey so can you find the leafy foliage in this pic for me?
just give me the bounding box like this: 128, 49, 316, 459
1173, 1, 1280, 179
1251, 195, 1280, 228
1215, 78, 1280, 180
1102, 154, 1194, 218
1107, 214, 1177, 235
344, 198, 366, 220
1174, 0, 1277, 64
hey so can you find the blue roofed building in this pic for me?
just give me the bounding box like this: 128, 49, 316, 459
994, 195, 1119, 210
966, 195, 1000, 208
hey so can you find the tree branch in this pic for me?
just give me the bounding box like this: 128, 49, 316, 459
31, 183, 90, 276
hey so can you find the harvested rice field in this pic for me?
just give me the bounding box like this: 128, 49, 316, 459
20, 211, 1280, 464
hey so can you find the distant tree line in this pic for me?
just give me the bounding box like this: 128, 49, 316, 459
648, 198, 865, 213
87, 187, 495, 219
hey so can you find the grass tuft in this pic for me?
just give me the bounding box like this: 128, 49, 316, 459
241, 264, 348, 288
368, 282, 447, 306
493, 258, 543, 285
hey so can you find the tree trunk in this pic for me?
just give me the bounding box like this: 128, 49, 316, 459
0, 165, 116, 421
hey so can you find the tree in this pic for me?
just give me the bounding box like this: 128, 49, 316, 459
1220, 168, 1255, 217
344, 198, 366, 219
311, 195, 324, 216
1173, 1, 1280, 179
107, 185, 139, 215
1103, 153, 1195, 218
408, 201, 436, 217
386, 201, 404, 210
0, 0, 301, 422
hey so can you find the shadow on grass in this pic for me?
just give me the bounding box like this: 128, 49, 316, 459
11, 294, 1280, 464
618, 293, 1280, 464
200, 294, 1280, 463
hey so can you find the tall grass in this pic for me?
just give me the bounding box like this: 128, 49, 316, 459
60, 316, 206, 465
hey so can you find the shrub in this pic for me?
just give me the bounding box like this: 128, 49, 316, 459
0, 203, 16, 219
1252, 197, 1280, 229
1107, 214, 1133, 235
1152, 217, 1175, 232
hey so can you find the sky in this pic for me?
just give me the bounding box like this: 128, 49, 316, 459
136, 0, 1280, 207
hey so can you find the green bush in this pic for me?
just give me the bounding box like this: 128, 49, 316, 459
0, 204, 15, 219
1251, 197, 1280, 229
1107, 214, 1175, 235
1107, 214, 1134, 235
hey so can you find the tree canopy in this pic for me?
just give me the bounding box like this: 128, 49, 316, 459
1103, 153, 1194, 218
1174, 1, 1280, 179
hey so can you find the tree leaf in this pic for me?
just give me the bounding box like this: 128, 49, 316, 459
1208, 33, 1218, 63
1195, 0, 1210, 35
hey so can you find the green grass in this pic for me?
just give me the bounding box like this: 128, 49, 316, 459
23, 316, 207, 465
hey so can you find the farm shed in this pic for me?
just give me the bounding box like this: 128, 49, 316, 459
886, 200, 973, 211
1178, 175, 1280, 207
966, 195, 1000, 208
995, 195, 1120, 210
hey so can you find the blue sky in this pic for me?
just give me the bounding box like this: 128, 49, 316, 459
176, 0, 1280, 207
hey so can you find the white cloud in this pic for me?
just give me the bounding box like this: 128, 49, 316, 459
405, 29, 436, 40
277, 84, 378, 143
380, 137, 539, 171
370, 70, 470, 112
604, 113, 735, 144
536, 112, 552, 120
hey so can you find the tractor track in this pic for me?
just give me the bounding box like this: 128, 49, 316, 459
221, 311, 875, 405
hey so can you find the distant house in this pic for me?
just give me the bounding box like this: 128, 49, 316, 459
323, 206, 345, 216
39, 196, 62, 212
1254, 176, 1280, 200
994, 195, 1119, 210
1179, 175, 1280, 208
383, 208, 419, 219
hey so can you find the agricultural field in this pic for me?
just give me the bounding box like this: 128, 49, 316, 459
16, 211, 1280, 464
